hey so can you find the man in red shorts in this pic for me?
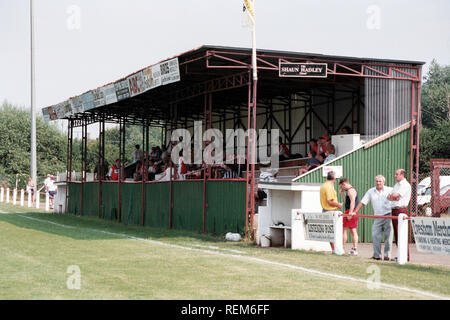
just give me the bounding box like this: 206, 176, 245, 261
339, 178, 359, 256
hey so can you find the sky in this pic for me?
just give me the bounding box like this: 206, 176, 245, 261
1, 0, 449, 135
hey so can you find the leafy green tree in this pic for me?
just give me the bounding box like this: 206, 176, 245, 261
419, 61, 450, 173
0, 101, 66, 177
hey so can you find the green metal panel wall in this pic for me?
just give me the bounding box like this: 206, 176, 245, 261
144, 182, 170, 229
101, 182, 119, 221
172, 181, 204, 232
205, 180, 246, 235
83, 182, 99, 217
120, 183, 142, 226
67, 182, 81, 216
295, 129, 411, 242
68, 180, 246, 236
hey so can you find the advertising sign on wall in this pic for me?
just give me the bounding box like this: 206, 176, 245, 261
81, 91, 95, 111
160, 58, 180, 85
303, 212, 335, 242
128, 71, 146, 97
70, 96, 84, 114
411, 217, 450, 255
92, 88, 106, 108
279, 62, 328, 78
102, 84, 118, 105
115, 79, 131, 101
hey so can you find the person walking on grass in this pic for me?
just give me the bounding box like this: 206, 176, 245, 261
339, 178, 359, 256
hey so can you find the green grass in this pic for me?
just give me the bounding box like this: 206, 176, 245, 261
0, 202, 449, 300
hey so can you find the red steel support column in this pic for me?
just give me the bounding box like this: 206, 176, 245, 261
245, 70, 257, 236
65, 119, 73, 214
81, 118, 87, 216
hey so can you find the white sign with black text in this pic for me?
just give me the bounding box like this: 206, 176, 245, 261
303, 212, 335, 242
411, 217, 450, 255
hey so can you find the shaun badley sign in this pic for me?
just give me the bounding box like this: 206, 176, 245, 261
279, 62, 328, 78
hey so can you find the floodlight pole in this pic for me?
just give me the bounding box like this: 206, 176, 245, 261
246, 0, 258, 236
30, 0, 37, 184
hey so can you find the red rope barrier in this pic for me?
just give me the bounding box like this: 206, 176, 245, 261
339, 213, 411, 220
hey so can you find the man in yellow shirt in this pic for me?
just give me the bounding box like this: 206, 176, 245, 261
320, 171, 343, 251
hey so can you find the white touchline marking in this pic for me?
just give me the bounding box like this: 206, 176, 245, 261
7, 213, 450, 300
192, 244, 245, 254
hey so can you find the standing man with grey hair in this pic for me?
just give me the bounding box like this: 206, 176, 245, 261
387, 169, 411, 261
354, 175, 393, 261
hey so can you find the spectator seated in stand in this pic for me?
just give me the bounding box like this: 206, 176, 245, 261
160, 145, 170, 162
177, 150, 189, 180
324, 143, 337, 164
133, 161, 143, 181
298, 150, 322, 175
317, 135, 331, 155
342, 126, 353, 134
308, 138, 319, 154
156, 161, 176, 181
107, 159, 121, 181
278, 137, 291, 161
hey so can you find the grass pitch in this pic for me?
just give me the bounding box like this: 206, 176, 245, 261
0, 203, 449, 300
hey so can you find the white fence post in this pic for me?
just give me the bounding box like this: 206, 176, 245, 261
13, 189, 17, 205
45, 192, 49, 211
6, 188, 10, 203
397, 213, 409, 265
0, 187, 4, 202
20, 189, 24, 206
28, 191, 32, 207
35, 191, 40, 209
333, 211, 344, 255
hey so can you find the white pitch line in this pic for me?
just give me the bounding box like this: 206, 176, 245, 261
192, 244, 245, 254
5, 213, 450, 300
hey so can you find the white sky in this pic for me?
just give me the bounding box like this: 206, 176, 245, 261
1, 0, 449, 136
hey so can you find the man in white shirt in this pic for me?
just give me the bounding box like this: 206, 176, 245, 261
132, 145, 144, 164
387, 168, 411, 261
354, 175, 393, 260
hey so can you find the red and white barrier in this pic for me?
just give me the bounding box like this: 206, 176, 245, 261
397, 213, 409, 265
0, 187, 3, 202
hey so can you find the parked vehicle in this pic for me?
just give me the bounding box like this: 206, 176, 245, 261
417, 176, 450, 216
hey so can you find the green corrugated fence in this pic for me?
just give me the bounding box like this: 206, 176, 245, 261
67, 179, 246, 235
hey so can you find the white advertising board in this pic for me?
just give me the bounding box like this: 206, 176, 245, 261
114, 79, 131, 101
411, 217, 450, 255
81, 91, 95, 111
70, 96, 84, 114
102, 84, 118, 105
92, 87, 106, 108
303, 212, 335, 242
322, 166, 343, 178
128, 71, 146, 97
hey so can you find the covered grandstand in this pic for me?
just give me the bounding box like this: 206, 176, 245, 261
42, 45, 424, 241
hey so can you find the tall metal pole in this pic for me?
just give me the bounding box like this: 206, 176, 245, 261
30, 0, 37, 184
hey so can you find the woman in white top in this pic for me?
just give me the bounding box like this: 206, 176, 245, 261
324, 143, 337, 164
156, 162, 176, 181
